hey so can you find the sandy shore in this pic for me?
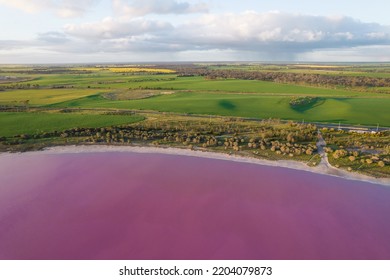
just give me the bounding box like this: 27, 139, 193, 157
1, 144, 389, 186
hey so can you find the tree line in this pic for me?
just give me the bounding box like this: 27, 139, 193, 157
2, 118, 319, 159
173, 67, 390, 88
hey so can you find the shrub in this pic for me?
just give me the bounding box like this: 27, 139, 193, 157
306, 148, 313, 155
333, 149, 348, 159
289, 96, 318, 107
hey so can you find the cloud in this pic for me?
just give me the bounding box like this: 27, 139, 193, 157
64, 17, 173, 40
112, 0, 208, 18
0, 0, 99, 18
62, 11, 390, 48
0, 40, 32, 50
0, 0, 47, 14
0, 32, 70, 51
37, 32, 70, 43
167, 12, 390, 52
2, 11, 390, 62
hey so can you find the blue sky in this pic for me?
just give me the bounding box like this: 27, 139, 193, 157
0, 0, 389, 63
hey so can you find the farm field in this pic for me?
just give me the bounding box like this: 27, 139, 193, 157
0, 112, 144, 137
51, 92, 390, 126
0, 88, 102, 105
1, 65, 389, 127
208, 67, 390, 78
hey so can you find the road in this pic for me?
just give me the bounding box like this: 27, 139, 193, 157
316, 130, 331, 170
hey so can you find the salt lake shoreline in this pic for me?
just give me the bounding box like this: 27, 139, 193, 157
1, 144, 389, 187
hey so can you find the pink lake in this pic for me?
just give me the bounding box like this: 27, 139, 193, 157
0, 151, 389, 260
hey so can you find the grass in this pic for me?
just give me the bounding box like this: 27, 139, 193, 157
1, 69, 389, 126
73, 67, 176, 73
328, 155, 390, 178
9, 74, 371, 95
0, 88, 103, 105
49, 92, 390, 126
207, 63, 390, 78
126, 76, 366, 95
0, 112, 144, 137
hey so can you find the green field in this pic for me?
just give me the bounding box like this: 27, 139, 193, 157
49, 92, 390, 126
5, 73, 371, 95
0, 112, 144, 137
0, 88, 103, 105
1, 66, 389, 127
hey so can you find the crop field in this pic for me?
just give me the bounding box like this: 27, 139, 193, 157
49, 92, 389, 126
0, 88, 103, 105
1, 64, 389, 128
124, 76, 363, 95
0, 112, 144, 137
74, 67, 176, 73
207, 63, 390, 78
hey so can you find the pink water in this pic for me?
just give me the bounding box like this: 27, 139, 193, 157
0, 152, 390, 260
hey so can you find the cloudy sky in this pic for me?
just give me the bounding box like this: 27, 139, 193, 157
0, 0, 389, 63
